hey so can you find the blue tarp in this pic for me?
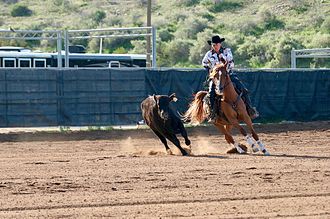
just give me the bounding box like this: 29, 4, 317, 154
0, 68, 329, 127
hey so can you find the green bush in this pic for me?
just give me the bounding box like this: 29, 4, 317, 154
309, 33, 330, 48
103, 38, 133, 53
208, 0, 244, 13
260, 10, 285, 30
92, 10, 106, 24
176, 0, 200, 7
163, 39, 192, 65
320, 17, 330, 34
129, 40, 146, 54
10, 4, 32, 17
189, 29, 213, 65
174, 16, 208, 40
158, 28, 174, 42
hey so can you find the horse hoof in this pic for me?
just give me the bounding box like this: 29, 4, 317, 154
252, 144, 259, 153
185, 139, 191, 146
236, 147, 245, 154
262, 150, 270, 156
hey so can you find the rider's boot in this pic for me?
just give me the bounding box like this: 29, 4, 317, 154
207, 81, 217, 122
242, 91, 259, 119
207, 93, 217, 122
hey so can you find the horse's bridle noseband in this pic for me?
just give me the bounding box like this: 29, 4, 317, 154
218, 68, 231, 92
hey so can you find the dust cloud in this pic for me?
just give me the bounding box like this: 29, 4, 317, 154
119, 136, 166, 156
190, 136, 222, 155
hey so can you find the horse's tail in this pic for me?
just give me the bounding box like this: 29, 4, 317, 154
183, 91, 208, 125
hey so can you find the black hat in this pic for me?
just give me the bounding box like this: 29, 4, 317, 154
207, 35, 225, 45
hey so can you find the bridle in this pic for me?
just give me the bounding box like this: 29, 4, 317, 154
217, 63, 231, 92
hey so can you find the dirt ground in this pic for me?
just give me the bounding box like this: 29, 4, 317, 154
0, 121, 329, 218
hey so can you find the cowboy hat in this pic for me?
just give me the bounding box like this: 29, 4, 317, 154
207, 35, 225, 45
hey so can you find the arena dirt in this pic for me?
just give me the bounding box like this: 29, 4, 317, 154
0, 121, 329, 218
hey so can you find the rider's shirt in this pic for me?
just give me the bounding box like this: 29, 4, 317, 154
202, 47, 234, 72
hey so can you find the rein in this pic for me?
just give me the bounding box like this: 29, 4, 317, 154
219, 74, 231, 91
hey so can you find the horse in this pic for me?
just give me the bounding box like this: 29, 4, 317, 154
183, 62, 270, 155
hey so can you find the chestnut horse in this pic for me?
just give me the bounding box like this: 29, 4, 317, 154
184, 63, 270, 155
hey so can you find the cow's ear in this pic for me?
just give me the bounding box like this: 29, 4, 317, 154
169, 93, 178, 102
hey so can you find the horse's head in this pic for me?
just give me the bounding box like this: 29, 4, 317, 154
153, 93, 177, 120
211, 62, 229, 93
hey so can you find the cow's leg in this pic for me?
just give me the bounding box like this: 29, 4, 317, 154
151, 129, 173, 155
165, 133, 188, 156
178, 122, 191, 146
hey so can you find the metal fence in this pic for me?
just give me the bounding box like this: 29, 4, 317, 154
0, 26, 157, 68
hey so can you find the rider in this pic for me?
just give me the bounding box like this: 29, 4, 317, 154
202, 35, 259, 122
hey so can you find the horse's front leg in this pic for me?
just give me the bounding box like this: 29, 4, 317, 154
244, 118, 270, 156
214, 123, 245, 154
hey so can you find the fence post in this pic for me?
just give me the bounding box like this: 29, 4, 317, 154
64, 31, 69, 68
57, 31, 62, 69
291, 49, 296, 69
152, 26, 157, 68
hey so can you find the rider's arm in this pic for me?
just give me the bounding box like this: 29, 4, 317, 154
224, 48, 234, 69
202, 51, 211, 70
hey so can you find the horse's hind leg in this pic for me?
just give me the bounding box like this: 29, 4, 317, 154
215, 124, 245, 154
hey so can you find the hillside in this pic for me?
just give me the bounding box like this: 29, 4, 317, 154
0, 0, 329, 68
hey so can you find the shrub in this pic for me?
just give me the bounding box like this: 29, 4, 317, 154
189, 29, 213, 65
174, 16, 208, 40
103, 38, 133, 53
163, 39, 192, 65
309, 33, 330, 48
260, 10, 285, 30
158, 28, 174, 42
129, 40, 146, 54
107, 15, 122, 27
208, 0, 243, 13
176, 0, 200, 7
113, 47, 127, 54
92, 10, 106, 24
10, 4, 32, 17
320, 17, 330, 34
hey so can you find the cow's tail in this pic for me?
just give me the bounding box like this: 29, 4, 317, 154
183, 91, 208, 125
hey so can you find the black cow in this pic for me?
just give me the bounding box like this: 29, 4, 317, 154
141, 93, 191, 156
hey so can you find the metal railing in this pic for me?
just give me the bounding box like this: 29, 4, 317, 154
64, 26, 156, 68
291, 48, 330, 68
0, 29, 63, 68
0, 26, 157, 68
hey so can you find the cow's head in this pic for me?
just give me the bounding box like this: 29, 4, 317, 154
154, 93, 178, 120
